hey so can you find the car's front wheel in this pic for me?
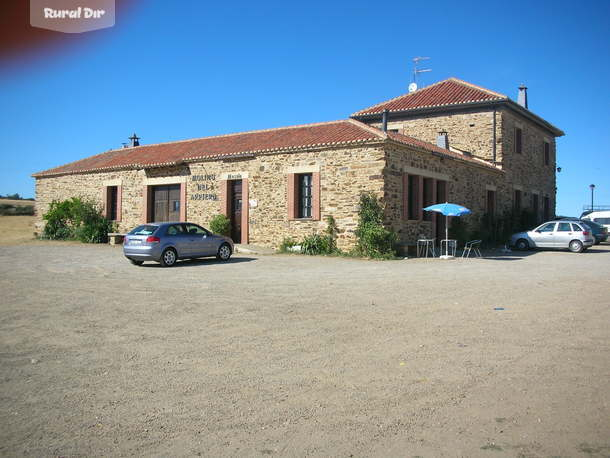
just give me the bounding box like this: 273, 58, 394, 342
568, 240, 584, 253
515, 239, 529, 251
160, 248, 178, 267
216, 243, 232, 261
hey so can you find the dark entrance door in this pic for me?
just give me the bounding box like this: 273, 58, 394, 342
435, 180, 447, 242
153, 184, 181, 222
230, 180, 242, 243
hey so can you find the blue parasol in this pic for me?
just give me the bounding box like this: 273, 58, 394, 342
423, 203, 471, 258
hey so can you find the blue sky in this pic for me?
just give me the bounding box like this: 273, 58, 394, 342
1, 0, 608, 216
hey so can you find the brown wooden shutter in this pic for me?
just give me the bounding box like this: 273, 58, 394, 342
116, 186, 122, 222
241, 178, 249, 244
402, 173, 408, 219
417, 175, 424, 220
220, 180, 230, 217
312, 172, 320, 221
287, 173, 297, 220
142, 185, 152, 223
179, 182, 187, 221
102, 186, 109, 219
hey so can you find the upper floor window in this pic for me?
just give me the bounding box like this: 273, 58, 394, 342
515, 127, 523, 154
544, 141, 550, 166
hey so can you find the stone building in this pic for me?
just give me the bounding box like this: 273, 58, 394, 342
33, 78, 563, 250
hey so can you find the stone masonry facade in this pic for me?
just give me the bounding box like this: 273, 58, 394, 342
368, 107, 557, 221
34, 78, 562, 250
35, 144, 386, 250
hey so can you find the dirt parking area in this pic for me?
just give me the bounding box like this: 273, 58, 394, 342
1, 242, 609, 457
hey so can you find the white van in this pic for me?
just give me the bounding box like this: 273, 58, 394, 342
581, 210, 610, 232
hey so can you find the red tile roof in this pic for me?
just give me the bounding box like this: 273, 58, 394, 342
33, 119, 501, 177
33, 120, 382, 177
352, 77, 507, 116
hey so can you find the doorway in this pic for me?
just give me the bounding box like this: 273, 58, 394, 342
152, 184, 181, 222
230, 180, 242, 242
435, 180, 447, 242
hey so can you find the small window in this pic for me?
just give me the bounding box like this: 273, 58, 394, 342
543, 196, 551, 221
594, 217, 610, 224
544, 142, 550, 166
388, 129, 399, 133
571, 223, 583, 232
557, 222, 572, 232
514, 189, 522, 212
106, 185, 118, 220
297, 174, 312, 218
531, 193, 539, 216
538, 223, 555, 232
515, 128, 523, 154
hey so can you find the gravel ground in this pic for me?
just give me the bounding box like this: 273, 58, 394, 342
0, 243, 609, 457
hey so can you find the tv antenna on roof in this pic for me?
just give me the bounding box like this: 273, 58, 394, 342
410, 56, 431, 92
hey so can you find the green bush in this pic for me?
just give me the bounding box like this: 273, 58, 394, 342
354, 192, 397, 259
278, 237, 298, 253
324, 215, 339, 253
42, 197, 114, 243
209, 214, 231, 236
301, 233, 331, 255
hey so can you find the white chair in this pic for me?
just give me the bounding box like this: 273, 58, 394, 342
462, 240, 482, 258
417, 237, 436, 258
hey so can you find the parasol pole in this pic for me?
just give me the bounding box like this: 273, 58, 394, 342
445, 214, 449, 257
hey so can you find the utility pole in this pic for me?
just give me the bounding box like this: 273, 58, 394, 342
589, 184, 595, 210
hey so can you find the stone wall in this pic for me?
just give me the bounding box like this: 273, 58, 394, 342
499, 108, 557, 219
371, 109, 502, 162
35, 144, 386, 250
382, 143, 506, 245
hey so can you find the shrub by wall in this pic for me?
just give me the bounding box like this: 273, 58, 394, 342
209, 214, 231, 236
354, 192, 397, 259
43, 197, 114, 243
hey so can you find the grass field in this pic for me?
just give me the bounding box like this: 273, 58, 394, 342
0, 198, 36, 207
0, 215, 37, 245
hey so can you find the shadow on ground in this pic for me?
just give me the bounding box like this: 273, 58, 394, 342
140, 256, 257, 268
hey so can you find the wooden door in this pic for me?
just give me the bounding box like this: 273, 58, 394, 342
153, 184, 181, 222
153, 186, 169, 222
168, 185, 180, 221
230, 180, 242, 243
435, 180, 447, 242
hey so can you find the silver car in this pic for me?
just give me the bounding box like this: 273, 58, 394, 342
510, 220, 595, 253
123, 222, 234, 267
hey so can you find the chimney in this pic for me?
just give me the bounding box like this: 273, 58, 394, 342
436, 131, 449, 149
518, 85, 528, 109
129, 133, 140, 147
381, 109, 389, 133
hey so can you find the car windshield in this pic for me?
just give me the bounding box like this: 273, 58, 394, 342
594, 217, 610, 224
129, 225, 158, 235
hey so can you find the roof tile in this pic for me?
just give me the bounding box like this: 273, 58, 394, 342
353, 77, 507, 116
